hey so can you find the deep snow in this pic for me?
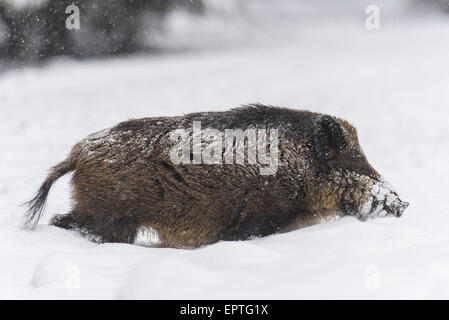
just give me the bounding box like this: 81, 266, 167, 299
1, 0, 449, 299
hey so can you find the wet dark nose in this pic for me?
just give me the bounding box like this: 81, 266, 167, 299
390, 199, 409, 217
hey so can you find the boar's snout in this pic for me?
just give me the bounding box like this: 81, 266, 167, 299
385, 198, 409, 218
355, 179, 409, 221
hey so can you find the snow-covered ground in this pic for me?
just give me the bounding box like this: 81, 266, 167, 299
1, 1, 449, 299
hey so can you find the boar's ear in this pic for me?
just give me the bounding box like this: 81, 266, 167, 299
314, 115, 348, 161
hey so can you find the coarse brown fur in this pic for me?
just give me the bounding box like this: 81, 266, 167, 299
25, 104, 408, 248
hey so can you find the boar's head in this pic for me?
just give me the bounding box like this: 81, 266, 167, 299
305, 114, 408, 221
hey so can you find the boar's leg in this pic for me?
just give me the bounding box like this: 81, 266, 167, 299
50, 205, 139, 244
90, 212, 140, 244
218, 192, 300, 241
50, 213, 79, 231
280, 209, 345, 232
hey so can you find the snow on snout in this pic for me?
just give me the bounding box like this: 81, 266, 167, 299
359, 179, 408, 221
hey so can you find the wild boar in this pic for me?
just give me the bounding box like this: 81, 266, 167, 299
25, 104, 408, 248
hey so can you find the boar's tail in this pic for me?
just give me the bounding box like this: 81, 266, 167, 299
24, 151, 78, 229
